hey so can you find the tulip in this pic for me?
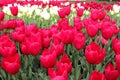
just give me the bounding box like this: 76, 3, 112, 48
11, 26, 25, 42
56, 53, 72, 74
51, 43, 64, 56
85, 42, 106, 64
86, 24, 99, 37
104, 63, 119, 80
8, 19, 17, 28
90, 9, 99, 21
73, 32, 86, 50
73, 17, 83, 31
101, 22, 116, 40
48, 68, 68, 80
76, 8, 84, 17
16, 19, 24, 27
58, 18, 69, 30
0, 11, 4, 21
42, 36, 51, 48
21, 36, 42, 56
10, 6, 18, 16
89, 70, 105, 80
112, 37, 120, 55
60, 28, 74, 44
58, 6, 71, 18
40, 49, 57, 68
1, 53, 20, 74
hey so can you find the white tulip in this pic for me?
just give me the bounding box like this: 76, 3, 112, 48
113, 4, 120, 13
40, 10, 50, 20
3, 6, 11, 15
110, 10, 114, 15
35, 9, 41, 16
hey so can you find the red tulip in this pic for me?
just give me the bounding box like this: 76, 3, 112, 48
48, 68, 68, 80
10, 6, 18, 16
104, 63, 119, 80
85, 42, 106, 64
0, 41, 17, 58
98, 10, 106, 20
11, 26, 25, 42
0, 34, 17, 58
90, 9, 99, 21
51, 43, 64, 56
89, 70, 105, 80
112, 37, 120, 55
76, 8, 84, 17
1, 53, 20, 74
52, 32, 61, 44
73, 32, 86, 50
21, 35, 42, 56
58, 6, 71, 18
16, 19, 24, 27
58, 18, 69, 30
56, 53, 72, 73
86, 24, 99, 37
1, 20, 9, 29
73, 17, 83, 31
60, 28, 74, 44
42, 36, 51, 48
8, 19, 17, 28
0, 11, 4, 21
40, 49, 57, 68
101, 23, 116, 40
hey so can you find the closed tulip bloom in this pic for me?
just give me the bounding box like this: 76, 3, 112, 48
85, 42, 106, 64
73, 32, 86, 50
1, 53, 20, 74
51, 43, 64, 56
16, 19, 24, 27
0, 11, 4, 21
0, 41, 17, 58
112, 37, 120, 55
89, 70, 105, 80
58, 18, 69, 30
42, 36, 51, 48
40, 49, 57, 68
73, 17, 83, 31
11, 26, 25, 42
21, 35, 42, 56
104, 63, 119, 80
48, 68, 68, 80
86, 24, 99, 37
56, 53, 72, 74
76, 8, 84, 17
60, 28, 74, 44
90, 9, 99, 21
10, 6, 18, 16
8, 19, 17, 28
58, 6, 71, 18
101, 23, 116, 40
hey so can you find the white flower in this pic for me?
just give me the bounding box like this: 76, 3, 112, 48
113, 4, 120, 13
40, 10, 50, 20
43, 0, 49, 4
50, 6, 59, 15
110, 10, 114, 15
3, 6, 11, 15
35, 9, 41, 16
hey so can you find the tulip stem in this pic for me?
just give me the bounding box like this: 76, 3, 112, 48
74, 50, 79, 80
